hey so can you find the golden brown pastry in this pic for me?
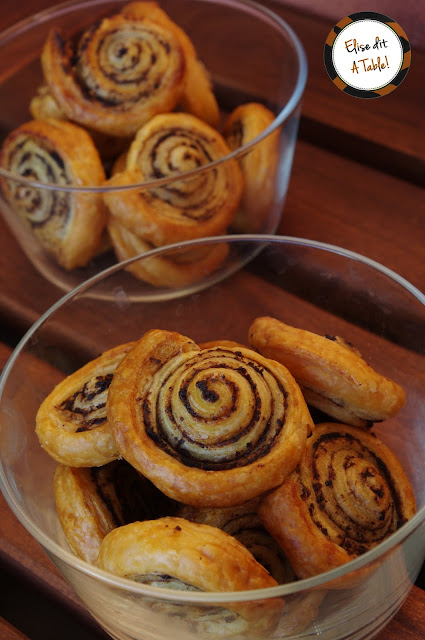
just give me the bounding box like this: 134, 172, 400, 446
259, 422, 417, 579
107, 218, 229, 287
54, 460, 177, 563
223, 102, 280, 233
104, 112, 243, 246
122, 1, 220, 127
249, 316, 406, 428
30, 86, 132, 163
178, 499, 296, 585
36, 342, 135, 467
40, 11, 186, 138
108, 329, 313, 507
29, 85, 68, 120
0, 118, 107, 270
198, 339, 248, 350
97, 517, 283, 637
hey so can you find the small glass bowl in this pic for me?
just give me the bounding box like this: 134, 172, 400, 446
0, 235, 424, 640
0, 0, 307, 292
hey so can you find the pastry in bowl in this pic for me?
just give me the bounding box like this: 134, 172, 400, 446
0, 118, 107, 269
35, 341, 134, 467
249, 316, 406, 428
107, 329, 313, 507
97, 517, 284, 638
259, 422, 417, 579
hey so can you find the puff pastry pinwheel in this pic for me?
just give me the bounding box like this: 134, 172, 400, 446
104, 112, 243, 246
259, 422, 416, 579
40, 9, 186, 138
54, 460, 177, 563
178, 499, 296, 585
107, 218, 229, 287
97, 517, 283, 638
122, 1, 220, 127
249, 316, 406, 428
36, 342, 135, 467
0, 118, 107, 270
108, 329, 313, 507
223, 102, 279, 233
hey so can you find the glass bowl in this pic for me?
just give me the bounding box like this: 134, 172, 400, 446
0, 0, 307, 293
0, 235, 424, 640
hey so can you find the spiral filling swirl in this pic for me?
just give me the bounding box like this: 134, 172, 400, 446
142, 348, 288, 470
136, 128, 230, 220
131, 575, 242, 629
59, 373, 113, 431
6, 137, 71, 229
302, 430, 405, 555
75, 20, 180, 108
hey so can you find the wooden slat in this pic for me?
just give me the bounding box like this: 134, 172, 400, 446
265, 1, 425, 186
384, 586, 425, 640
0, 618, 30, 640
278, 140, 425, 293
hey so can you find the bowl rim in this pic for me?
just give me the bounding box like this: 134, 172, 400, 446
0, 234, 424, 602
0, 0, 308, 193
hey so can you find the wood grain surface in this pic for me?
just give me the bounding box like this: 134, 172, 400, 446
0, 1, 424, 639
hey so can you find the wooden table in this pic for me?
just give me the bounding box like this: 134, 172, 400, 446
0, 1, 424, 639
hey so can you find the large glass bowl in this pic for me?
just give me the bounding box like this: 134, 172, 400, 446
0, 235, 424, 640
0, 0, 307, 292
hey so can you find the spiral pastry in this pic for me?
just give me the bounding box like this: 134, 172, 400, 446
259, 422, 417, 579
41, 11, 186, 138
107, 218, 229, 287
104, 112, 243, 246
0, 118, 107, 270
198, 339, 248, 350
36, 342, 135, 467
223, 102, 280, 233
97, 517, 283, 638
54, 460, 177, 563
178, 499, 296, 585
122, 2, 220, 127
249, 316, 406, 428
108, 329, 312, 507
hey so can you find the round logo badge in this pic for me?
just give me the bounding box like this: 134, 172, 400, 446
324, 12, 411, 98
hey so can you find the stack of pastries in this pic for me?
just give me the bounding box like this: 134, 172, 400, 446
35, 316, 416, 637
0, 1, 279, 284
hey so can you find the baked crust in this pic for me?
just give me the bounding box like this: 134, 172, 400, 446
259, 422, 417, 579
223, 102, 279, 233
0, 118, 107, 269
177, 498, 296, 585
41, 12, 186, 137
198, 339, 248, 350
107, 218, 229, 287
122, 1, 220, 127
97, 517, 283, 636
107, 329, 312, 507
249, 316, 406, 427
104, 112, 243, 246
36, 342, 134, 467
54, 460, 177, 563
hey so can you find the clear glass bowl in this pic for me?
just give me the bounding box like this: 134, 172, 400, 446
0, 0, 307, 292
0, 235, 424, 640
